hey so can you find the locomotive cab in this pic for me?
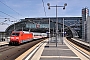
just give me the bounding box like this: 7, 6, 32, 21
9, 31, 33, 45
9, 31, 21, 45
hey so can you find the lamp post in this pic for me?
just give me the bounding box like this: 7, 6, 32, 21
48, 18, 50, 44
63, 18, 64, 44
47, 3, 67, 47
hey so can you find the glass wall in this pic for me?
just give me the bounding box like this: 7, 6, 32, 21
6, 17, 82, 37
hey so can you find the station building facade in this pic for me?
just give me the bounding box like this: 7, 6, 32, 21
0, 25, 8, 41
6, 17, 82, 38
87, 16, 90, 42
5, 8, 89, 41
82, 8, 89, 40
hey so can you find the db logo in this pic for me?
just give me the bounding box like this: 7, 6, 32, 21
36, 24, 40, 28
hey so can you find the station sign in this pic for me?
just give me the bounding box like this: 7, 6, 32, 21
36, 24, 40, 28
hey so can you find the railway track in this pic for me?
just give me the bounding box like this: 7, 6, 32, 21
67, 38, 90, 52
64, 38, 89, 60
0, 45, 15, 52
0, 38, 46, 60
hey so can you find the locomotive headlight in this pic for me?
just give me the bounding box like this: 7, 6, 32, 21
16, 37, 19, 39
11, 37, 14, 39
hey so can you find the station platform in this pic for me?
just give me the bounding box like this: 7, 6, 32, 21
31, 37, 81, 60
0, 41, 9, 46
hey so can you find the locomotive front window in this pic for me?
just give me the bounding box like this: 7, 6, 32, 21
12, 33, 20, 36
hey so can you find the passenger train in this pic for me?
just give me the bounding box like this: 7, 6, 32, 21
9, 31, 47, 45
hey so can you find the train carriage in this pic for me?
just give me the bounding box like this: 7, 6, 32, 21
9, 31, 47, 45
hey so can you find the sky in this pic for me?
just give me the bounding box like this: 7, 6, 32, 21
0, 0, 90, 23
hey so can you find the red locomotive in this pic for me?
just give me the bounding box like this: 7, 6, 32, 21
9, 31, 47, 45
9, 31, 33, 45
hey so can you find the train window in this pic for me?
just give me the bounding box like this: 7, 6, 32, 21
34, 35, 39, 36
11, 33, 20, 36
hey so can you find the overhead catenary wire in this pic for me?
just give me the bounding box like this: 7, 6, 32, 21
0, 10, 17, 19
42, 0, 47, 17
0, 0, 49, 29
0, 0, 23, 17
25, 0, 48, 28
